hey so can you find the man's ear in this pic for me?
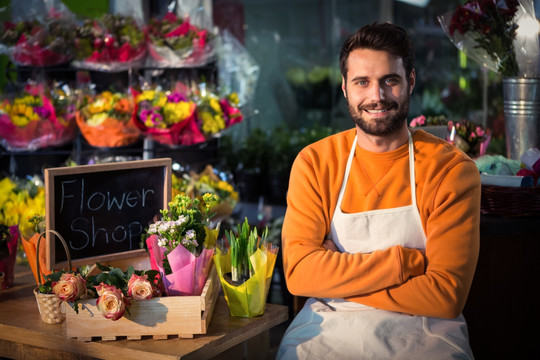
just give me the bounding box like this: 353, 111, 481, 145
408, 69, 416, 95
342, 76, 347, 98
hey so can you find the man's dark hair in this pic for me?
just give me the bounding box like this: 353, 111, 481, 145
339, 22, 415, 81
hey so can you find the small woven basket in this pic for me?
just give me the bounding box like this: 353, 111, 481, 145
33, 230, 72, 324
481, 185, 540, 217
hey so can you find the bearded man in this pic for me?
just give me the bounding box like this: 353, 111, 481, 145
277, 22, 480, 360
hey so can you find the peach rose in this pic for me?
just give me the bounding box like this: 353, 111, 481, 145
127, 273, 153, 300
52, 272, 87, 302
95, 283, 126, 321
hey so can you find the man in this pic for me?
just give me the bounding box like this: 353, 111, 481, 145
277, 22, 480, 360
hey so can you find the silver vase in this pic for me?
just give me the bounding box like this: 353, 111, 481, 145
502, 77, 540, 160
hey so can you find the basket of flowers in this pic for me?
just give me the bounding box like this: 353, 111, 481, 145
0, 81, 76, 151
75, 89, 141, 147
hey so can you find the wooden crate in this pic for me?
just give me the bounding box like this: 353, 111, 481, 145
63, 265, 220, 341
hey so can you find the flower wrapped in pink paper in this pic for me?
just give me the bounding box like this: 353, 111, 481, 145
0, 82, 76, 151
146, 193, 219, 296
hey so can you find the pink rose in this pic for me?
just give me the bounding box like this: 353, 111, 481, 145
410, 115, 425, 127
127, 274, 154, 300
52, 272, 87, 302
95, 283, 126, 321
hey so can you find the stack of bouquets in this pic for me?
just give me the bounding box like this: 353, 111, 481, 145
72, 13, 146, 71
132, 84, 201, 146
172, 164, 239, 222
145, 194, 219, 296
146, 12, 216, 68
76, 88, 141, 147
213, 218, 278, 317
0, 82, 76, 151
0, 16, 77, 66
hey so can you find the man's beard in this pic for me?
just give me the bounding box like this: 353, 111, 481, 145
347, 96, 410, 137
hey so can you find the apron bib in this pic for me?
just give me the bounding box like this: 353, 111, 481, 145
278, 133, 474, 360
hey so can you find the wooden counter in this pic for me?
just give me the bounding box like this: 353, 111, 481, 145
0, 266, 288, 360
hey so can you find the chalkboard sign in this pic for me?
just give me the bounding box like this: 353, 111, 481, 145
44, 159, 171, 269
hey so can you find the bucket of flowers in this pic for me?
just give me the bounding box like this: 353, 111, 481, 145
0, 81, 76, 151
213, 218, 278, 317
75, 88, 141, 148
146, 11, 216, 68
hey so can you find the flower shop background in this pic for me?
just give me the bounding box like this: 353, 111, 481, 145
2, 1, 540, 359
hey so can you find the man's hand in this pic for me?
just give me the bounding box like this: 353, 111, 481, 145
322, 238, 340, 252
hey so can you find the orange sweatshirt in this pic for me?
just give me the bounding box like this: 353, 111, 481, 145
282, 128, 481, 319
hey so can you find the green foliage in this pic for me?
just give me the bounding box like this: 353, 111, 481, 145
225, 217, 268, 283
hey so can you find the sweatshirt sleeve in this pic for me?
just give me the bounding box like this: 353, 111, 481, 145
347, 159, 481, 319
282, 149, 426, 299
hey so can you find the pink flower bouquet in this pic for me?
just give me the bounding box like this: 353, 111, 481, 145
145, 194, 219, 296
72, 14, 146, 71
0, 17, 77, 66
0, 82, 76, 151
146, 12, 216, 68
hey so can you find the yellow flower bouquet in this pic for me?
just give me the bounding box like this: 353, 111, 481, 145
0, 82, 76, 151
132, 86, 200, 146
0, 175, 45, 288
172, 164, 239, 222
76, 89, 141, 147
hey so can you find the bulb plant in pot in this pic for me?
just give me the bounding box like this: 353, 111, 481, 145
214, 218, 278, 317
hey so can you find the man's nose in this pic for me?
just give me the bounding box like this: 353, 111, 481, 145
368, 83, 385, 102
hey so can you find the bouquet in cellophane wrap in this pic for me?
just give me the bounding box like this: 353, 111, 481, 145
75, 87, 141, 148
0, 2, 77, 67
72, 13, 146, 72
132, 82, 202, 146
213, 218, 278, 317
146, 11, 216, 68
145, 193, 219, 296
438, 0, 540, 77
0, 81, 76, 151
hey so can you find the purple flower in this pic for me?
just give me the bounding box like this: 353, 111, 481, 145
33, 105, 51, 119
167, 92, 187, 103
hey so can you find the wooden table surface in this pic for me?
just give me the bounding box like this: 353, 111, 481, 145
0, 265, 289, 360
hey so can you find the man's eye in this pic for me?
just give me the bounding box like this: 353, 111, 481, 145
356, 80, 367, 86
385, 78, 398, 85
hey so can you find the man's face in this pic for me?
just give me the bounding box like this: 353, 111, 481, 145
342, 48, 415, 136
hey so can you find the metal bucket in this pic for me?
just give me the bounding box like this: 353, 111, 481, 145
503, 77, 540, 160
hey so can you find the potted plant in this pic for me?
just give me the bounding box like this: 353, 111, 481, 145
213, 218, 278, 317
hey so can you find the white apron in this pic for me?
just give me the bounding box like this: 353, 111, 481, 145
277, 133, 474, 360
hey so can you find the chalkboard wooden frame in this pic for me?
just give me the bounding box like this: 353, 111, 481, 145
44, 158, 172, 270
